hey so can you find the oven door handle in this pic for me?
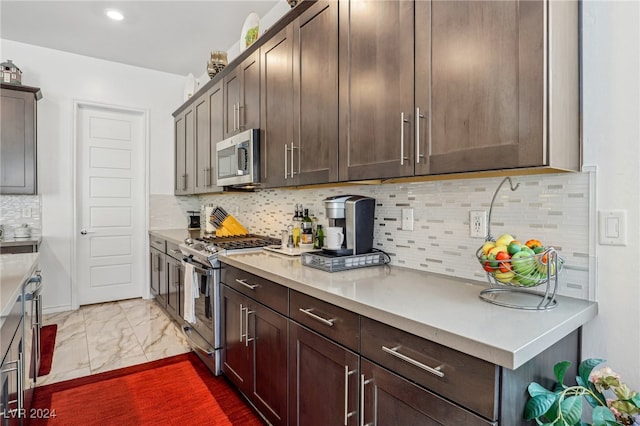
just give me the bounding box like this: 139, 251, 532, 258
181, 325, 215, 357
182, 258, 214, 276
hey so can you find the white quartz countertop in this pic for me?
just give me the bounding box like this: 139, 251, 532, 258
149, 229, 191, 245
1, 253, 39, 325
218, 250, 598, 370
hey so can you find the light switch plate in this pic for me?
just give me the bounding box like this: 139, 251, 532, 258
598, 210, 627, 246
401, 208, 414, 231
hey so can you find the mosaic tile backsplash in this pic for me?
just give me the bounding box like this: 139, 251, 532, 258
154, 172, 592, 300
0, 195, 42, 238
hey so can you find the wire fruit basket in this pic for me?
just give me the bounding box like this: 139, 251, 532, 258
476, 177, 564, 310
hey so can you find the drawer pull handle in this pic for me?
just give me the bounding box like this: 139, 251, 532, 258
235, 278, 258, 290
299, 308, 335, 327
381, 345, 445, 378
169, 249, 181, 254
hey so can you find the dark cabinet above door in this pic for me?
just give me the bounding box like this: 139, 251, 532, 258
261, 0, 339, 188
1, 84, 41, 195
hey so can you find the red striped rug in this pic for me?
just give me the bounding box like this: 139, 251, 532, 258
29, 352, 264, 425
38, 324, 57, 376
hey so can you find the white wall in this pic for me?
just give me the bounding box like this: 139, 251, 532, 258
0, 39, 184, 311
581, 1, 640, 389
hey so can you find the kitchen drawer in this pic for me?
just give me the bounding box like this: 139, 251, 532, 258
360, 317, 499, 421
166, 241, 183, 261
149, 236, 166, 252
289, 290, 359, 351
221, 264, 288, 315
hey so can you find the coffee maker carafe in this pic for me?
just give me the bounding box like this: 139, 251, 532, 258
323, 195, 375, 255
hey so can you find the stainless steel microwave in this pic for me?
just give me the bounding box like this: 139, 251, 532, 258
215, 129, 260, 188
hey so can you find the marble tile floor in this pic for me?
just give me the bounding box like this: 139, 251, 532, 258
39, 298, 191, 386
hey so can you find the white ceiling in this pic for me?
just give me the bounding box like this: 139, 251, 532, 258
0, 1, 281, 76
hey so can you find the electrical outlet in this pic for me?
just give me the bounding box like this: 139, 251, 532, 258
401, 208, 414, 231
22, 207, 31, 218
470, 210, 486, 238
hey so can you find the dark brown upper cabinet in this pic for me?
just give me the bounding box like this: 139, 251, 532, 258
174, 106, 194, 195
260, 0, 339, 188
223, 51, 260, 139
338, 0, 415, 181
340, 0, 579, 181
1, 84, 41, 195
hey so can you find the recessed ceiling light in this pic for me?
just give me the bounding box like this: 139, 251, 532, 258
105, 9, 124, 21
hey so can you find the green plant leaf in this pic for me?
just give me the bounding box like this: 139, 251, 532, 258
578, 358, 605, 389
591, 406, 618, 426
524, 393, 558, 420
560, 396, 582, 425
576, 374, 605, 407
631, 392, 640, 408
529, 382, 555, 397
554, 361, 572, 385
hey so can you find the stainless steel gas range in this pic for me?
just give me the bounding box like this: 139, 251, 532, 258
178, 234, 280, 375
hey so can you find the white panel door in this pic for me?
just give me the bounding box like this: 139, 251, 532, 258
77, 105, 145, 305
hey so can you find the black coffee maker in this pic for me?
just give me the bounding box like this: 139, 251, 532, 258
323, 195, 375, 255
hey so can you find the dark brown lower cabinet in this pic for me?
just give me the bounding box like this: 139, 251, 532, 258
289, 322, 359, 426
221, 285, 288, 426
360, 359, 495, 426
149, 247, 166, 308
165, 255, 182, 320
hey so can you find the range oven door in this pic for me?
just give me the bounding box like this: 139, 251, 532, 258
180, 257, 221, 375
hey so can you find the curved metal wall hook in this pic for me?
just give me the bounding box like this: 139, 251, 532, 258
486, 177, 520, 241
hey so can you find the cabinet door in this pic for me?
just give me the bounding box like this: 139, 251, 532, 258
252, 303, 288, 426
224, 51, 260, 139
293, 0, 339, 185
193, 94, 211, 193
208, 81, 224, 192
425, 0, 544, 174
174, 108, 194, 194
361, 359, 495, 426
166, 256, 181, 320
1, 88, 37, 194
338, 0, 415, 181
149, 248, 160, 296
260, 25, 293, 188
241, 51, 261, 132
223, 68, 241, 139
221, 285, 252, 395
289, 322, 358, 426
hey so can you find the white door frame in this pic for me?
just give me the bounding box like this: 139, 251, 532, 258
71, 99, 150, 310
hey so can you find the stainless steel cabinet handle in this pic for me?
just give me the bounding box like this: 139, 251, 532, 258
233, 103, 237, 131
290, 142, 296, 177
204, 167, 210, 187
299, 308, 335, 327
400, 112, 410, 165
153, 240, 163, 245
360, 374, 372, 426
169, 249, 181, 254
235, 278, 258, 290
238, 104, 245, 129
381, 345, 445, 378
245, 308, 255, 347
344, 366, 356, 425
182, 174, 188, 190
239, 304, 245, 343
284, 144, 288, 179
80, 228, 96, 235
416, 107, 425, 164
